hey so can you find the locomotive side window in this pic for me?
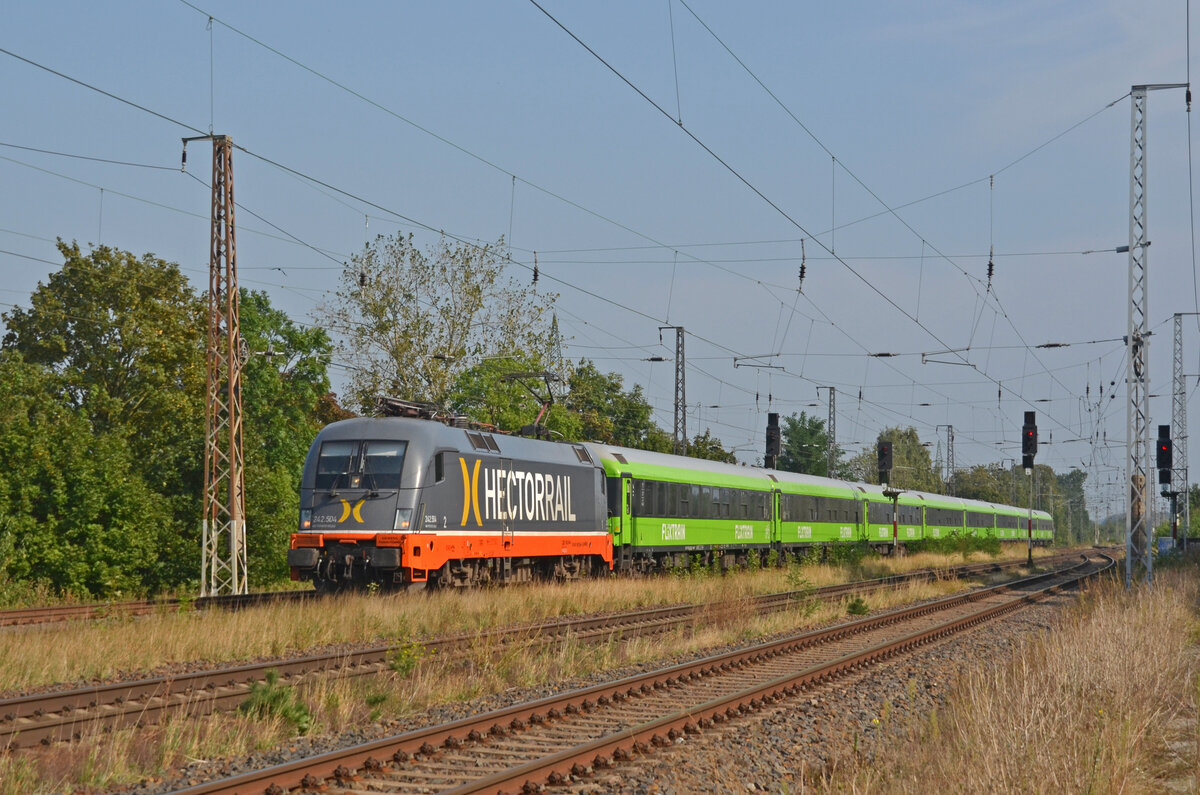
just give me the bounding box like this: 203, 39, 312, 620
316, 441, 357, 490
606, 477, 622, 517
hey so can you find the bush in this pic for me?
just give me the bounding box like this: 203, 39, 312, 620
846, 595, 870, 615
907, 531, 1002, 559
238, 669, 312, 735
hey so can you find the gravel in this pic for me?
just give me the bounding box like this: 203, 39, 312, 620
573, 593, 1072, 794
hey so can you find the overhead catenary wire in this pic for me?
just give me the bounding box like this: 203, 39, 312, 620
0, 28, 1113, 470
161, 4, 1129, 448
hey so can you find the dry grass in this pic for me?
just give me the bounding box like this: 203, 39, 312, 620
815, 564, 1200, 794
0, 546, 1051, 694
0, 546, 1065, 793
0, 565, 976, 793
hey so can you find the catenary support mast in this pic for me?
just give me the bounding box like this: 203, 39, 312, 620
660, 326, 686, 456
1174, 313, 1195, 550
1126, 83, 1186, 587
826, 387, 836, 476
188, 135, 247, 597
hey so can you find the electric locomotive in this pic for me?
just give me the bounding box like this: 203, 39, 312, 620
289, 412, 610, 591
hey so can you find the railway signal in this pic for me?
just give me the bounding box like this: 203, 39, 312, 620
1021, 411, 1037, 470
1157, 424, 1173, 485
1021, 411, 1036, 566
765, 413, 780, 470
877, 440, 893, 485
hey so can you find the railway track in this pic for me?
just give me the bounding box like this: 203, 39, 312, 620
170, 552, 1114, 795
0, 552, 1085, 751
0, 590, 315, 628
0, 551, 1076, 629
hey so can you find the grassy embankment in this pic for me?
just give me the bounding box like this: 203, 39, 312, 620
0, 544, 1054, 793
814, 557, 1200, 793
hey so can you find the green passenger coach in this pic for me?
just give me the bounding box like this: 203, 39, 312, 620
582, 440, 1055, 574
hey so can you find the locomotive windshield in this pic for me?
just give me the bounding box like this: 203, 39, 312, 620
315, 440, 408, 491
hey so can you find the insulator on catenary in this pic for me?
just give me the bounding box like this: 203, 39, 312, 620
533, 252, 539, 285
798, 238, 807, 292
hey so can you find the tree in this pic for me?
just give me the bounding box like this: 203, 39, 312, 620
1, 240, 205, 444
0, 352, 173, 596
847, 427, 941, 493
688, 428, 737, 463
317, 233, 557, 411
565, 360, 671, 451
2, 241, 206, 589
447, 355, 581, 439
778, 411, 843, 476
238, 290, 335, 585
1054, 468, 1090, 544
240, 290, 334, 469
950, 464, 1013, 504
0, 242, 337, 594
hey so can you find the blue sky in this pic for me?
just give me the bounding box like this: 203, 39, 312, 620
3, 1, 1198, 518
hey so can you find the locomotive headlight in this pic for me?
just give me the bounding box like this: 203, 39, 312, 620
300, 509, 312, 530
394, 508, 412, 530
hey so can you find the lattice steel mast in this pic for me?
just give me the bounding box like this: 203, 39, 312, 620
946, 425, 955, 495
1126, 84, 1186, 587
1174, 313, 1192, 550
660, 326, 686, 455
826, 386, 836, 476
186, 135, 247, 596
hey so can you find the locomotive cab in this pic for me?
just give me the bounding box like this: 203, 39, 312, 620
290, 418, 433, 590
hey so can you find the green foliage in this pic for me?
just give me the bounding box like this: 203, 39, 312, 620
907, 532, 1001, 559
826, 540, 876, 569
1053, 467, 1090, 545
239, 289, 332, 469
387, 638, 427, 677
2, 241, 206, 590
951, 464, 1016, 505
447, 354, 581, 438
778, 411, 845, 476
238, 670, 312, 735
318, 233, 557, 411
365, 691, 388, 722
846, 427, 941, 493
2, 240, 205, 441
0, 353, 174, 595
784, 563, 820, 617
846, 595, 870, 615
0, 243, 334, 597
687, 428, 737, 463
565, 360, 672, 451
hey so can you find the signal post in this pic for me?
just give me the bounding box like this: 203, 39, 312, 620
1022, 412, 1037, 567
878, 441, 901, 551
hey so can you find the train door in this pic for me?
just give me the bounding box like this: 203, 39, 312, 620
619, 474, 632, 564
500, 458, 514, 550
771, 489, 783, 561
